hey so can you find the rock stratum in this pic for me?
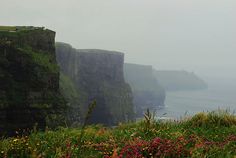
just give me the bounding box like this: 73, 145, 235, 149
124, 63, 166, 116
56, 42, 134, 126
0, 26, 66, 135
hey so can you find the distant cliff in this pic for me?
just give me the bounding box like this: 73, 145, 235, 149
154, 70, 208, 91
56, 42, 134, 125
0, 26, 66, 135
124, 63, 165, 116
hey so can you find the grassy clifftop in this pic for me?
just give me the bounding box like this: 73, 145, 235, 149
0, 26, 44, 32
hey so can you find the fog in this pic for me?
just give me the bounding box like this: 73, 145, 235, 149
1, 0, 236, 84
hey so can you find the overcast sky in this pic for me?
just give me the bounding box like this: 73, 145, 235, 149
1, 0, 236, 82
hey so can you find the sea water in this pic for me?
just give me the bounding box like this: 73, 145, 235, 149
155, 82, 236, 120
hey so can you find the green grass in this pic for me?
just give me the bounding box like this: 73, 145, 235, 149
1, 110, 236, 157
17, 46, 59, 73
60, 73, 80, 105
0, 26, 16, 32
0, 26, 44, 32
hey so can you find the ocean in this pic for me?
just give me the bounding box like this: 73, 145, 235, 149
155, 82, 236, 119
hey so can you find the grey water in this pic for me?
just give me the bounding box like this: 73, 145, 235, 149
156, 82, 236, 119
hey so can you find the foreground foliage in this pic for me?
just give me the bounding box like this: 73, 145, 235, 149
1, 110, 236, 158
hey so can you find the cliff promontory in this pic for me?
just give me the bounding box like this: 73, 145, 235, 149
154, 70, 208, 91
56, 42, 134, 125
124, 63, 165, 116
0, 26, 66, 135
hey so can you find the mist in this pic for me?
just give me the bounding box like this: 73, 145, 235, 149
1, 0, 236, 84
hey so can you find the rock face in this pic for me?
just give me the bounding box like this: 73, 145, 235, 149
0, 26, 66, 135
154, 70, 208, 91
124, 63, 165, 116
56, 42, 134, 125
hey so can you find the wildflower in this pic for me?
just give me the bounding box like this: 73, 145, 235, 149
13, 138, 18, 142
111, 148, 118, 158
195, 143, 203, 148
66, 142, 71, 148
131, 132, 136, 137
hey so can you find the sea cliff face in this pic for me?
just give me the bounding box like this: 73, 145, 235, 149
124, 63, 166, 116
0, 26, 66, 135
56, 42, 134, 125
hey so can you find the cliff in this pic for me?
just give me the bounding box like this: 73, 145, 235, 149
124, 63, 165, 116
154, 70, 208, 91
56, 42, 134, 125
0, 26, 66, 135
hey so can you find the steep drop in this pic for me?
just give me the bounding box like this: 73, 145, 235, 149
0, 26, 66, 135
124, 63, 166, 116
56, 42, 134, 125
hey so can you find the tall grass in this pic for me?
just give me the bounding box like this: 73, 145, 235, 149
77, 100, 96, 155
186, 110, 236, 128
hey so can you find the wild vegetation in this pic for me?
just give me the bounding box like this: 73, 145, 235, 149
1, 110, 236, 158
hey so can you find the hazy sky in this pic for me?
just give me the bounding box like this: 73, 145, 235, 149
1, 0, 236, 81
